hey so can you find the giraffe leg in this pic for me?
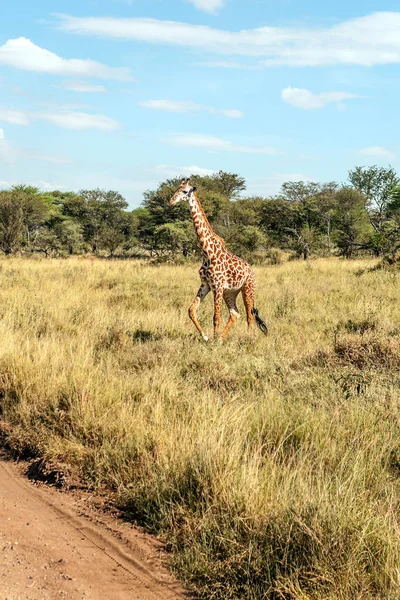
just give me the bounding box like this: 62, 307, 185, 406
213, 288, 224, 340
242, 277, 256, 332
189, 281, 211, 341
221, 290, 240, 340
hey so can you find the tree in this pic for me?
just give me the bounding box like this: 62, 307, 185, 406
224, 225, 269, 262
378, 186, 400, 261
332, 188, 372, 258
153, 222, 196, 258
98, 225, 125, 257
30, 219, 84, 257
0, 192, 24, 254
229, 197, 264, 227
142, 176, 230, 226
210, 171, 246, 199
260, 199, 301, 248
348, 166, 400, 233
387, 186, 400, 213
59, 189, 130, 253
137, 172, 244, 258
54, 219, 84, 255
258, 182, 339, 257
11, 186, 56, 247
280, 181, 338, 203
0, 187, 57, 254
32, 228, 61, 257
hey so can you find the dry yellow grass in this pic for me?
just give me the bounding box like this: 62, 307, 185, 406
1, 256, 400, 599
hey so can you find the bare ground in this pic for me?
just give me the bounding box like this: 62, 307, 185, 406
0, 451, 188, 600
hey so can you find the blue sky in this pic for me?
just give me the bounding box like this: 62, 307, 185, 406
0, 0, 399, 207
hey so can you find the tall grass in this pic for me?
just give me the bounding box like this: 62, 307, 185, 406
1, 257, 400, 599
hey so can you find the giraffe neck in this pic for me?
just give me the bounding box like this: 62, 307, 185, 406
188, 193, 224, 258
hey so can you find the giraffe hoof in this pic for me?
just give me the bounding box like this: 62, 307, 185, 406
202, 335, 209, 342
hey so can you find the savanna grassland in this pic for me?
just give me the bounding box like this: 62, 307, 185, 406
1, 257, 400, 599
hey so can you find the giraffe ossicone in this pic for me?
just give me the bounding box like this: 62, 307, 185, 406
170, 178, 268, 341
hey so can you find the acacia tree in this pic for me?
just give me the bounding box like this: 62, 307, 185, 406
333, 188, 372, 257
98, 225, 125, 257
11, 185, 56, 247
280, 181, 338, 203
0, 192, 24, 254
137, 172, 243, 258
210, 170, 246, 199
153, 222, 196, 258
388, 186, 400, 213
348, 166, 400, 234
260, 198, 301, 248
229, 197, 264, 227
261, 181, 338, 257
59, 189, 130, 253
224, 225, 269, 263
32, 219, 84, 256
381, 187, 400, 261
0, 187, 58, 254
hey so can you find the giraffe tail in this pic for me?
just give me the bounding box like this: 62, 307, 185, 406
251, 307, 268, 336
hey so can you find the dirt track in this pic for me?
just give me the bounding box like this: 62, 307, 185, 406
0, 452, 187, 600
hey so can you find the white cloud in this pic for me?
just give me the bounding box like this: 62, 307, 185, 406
0, 128, 4, 140
167, 133, 278, 154
187, 0, 225, 14
182, 165, 215, 176
59, 80, 107, 93
195, 60, 261, 70
359, 146, 395, 160
56, 12, 400, 67
36, 111, 120, 131
152, 164, 216, 178
0, 105, 120, 132
0, 37, 132, 81
0, 107, 30, 125
281, 87, 360, 110
138, 100, 243, 118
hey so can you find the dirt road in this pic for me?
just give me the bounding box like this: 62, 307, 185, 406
0, 452, 187, 600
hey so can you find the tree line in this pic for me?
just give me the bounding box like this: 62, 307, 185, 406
1, 166, 400, 262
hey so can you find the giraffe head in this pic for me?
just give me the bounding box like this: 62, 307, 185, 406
169, 178, 197, 206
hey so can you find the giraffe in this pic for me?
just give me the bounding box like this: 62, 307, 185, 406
170, 178, 268, 341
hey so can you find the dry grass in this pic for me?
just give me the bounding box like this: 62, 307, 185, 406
1, 256, 400, 599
